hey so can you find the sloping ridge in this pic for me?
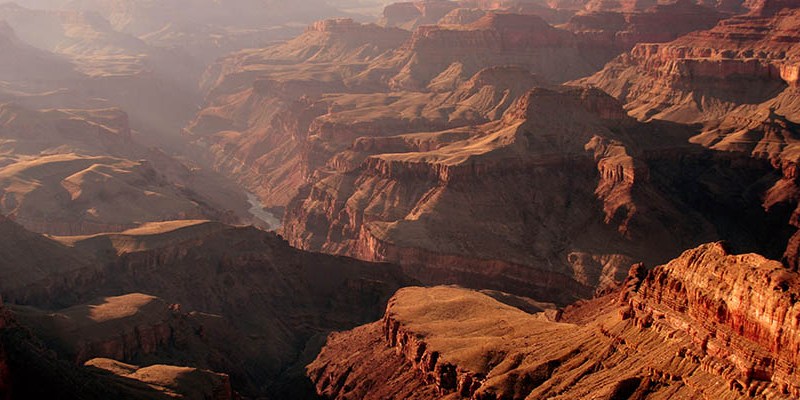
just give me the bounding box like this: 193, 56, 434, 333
309, 242, 800, 399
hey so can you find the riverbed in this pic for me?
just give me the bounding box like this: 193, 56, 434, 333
247, 192, 282, 231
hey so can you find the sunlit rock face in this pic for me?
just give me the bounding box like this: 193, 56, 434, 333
309, 243, 800, 399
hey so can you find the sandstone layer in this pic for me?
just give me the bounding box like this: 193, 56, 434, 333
189, 11, 621, 214
309, 242, 800, 399
563, 0, 723, 52
283, 85, 792, 303
579, 5, 800, 269
580, 7, 800, 123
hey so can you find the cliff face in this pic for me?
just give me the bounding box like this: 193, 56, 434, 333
283, 85, 791, 303
580, 8, 800, 123
375, 12, 616, 90
632, 243, 800, 395
564, 0, 723, 52
0, 214, 102, 306
12, 294, 181, 365
1, 293, 229, 400
190, 10, 626, 213
579, 6, 800, 269
309, 243, 800, 399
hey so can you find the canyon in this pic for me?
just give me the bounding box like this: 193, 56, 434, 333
1, 0, 800, 399
0, 217, 414, 398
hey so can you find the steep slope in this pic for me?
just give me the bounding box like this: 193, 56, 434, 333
580, 7, 800, 123
0, 295, 234, 400
198, 18, 410, 98
0, 214, 98, 306
192, 18, 569, 209
578, 5, 800, 269
369, 12, 617, 90
190, 12, 621, 212
0, 219, 415, 398
309, 243, 800, 399
283, 85, 792, 303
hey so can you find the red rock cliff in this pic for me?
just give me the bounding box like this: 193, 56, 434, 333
309, 244, 800, 399
631, 242, 800, 396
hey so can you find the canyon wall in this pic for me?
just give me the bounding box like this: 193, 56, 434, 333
309, 243, 800, 399
284, 85, 791, 304
0, 220, 414, 398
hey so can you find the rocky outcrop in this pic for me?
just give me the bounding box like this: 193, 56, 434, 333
284, 85, 793, 303
631, 242, 800, 396
12, 294, 181, 365
309, 244, 800, 399
578, 7, 800, 270
579, 8, 800, 123
374, 12, 616, 90
85, 358, 234, 400
0, 219, 415, 398
564, 0, 723, 52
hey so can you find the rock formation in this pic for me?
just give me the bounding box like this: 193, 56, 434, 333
564, 0, 723, 52
189, 11, 621, 213
282, 84, 792, 303
579, 8, 800, 123
373, 12, 616, 90
309, 242, 800, 399
0, 104, 250, 235
380, 0, 462, 29
85, 358, 234, 400
0, 218, 415, 398
1, 292, 237, 399
579, 5, 800, 270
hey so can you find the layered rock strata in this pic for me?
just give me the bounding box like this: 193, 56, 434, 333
284, 85, 790, 303
0, 219, 414, 398
309, 243, 800, 399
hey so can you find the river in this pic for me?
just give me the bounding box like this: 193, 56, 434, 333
246, 192, 282, 231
